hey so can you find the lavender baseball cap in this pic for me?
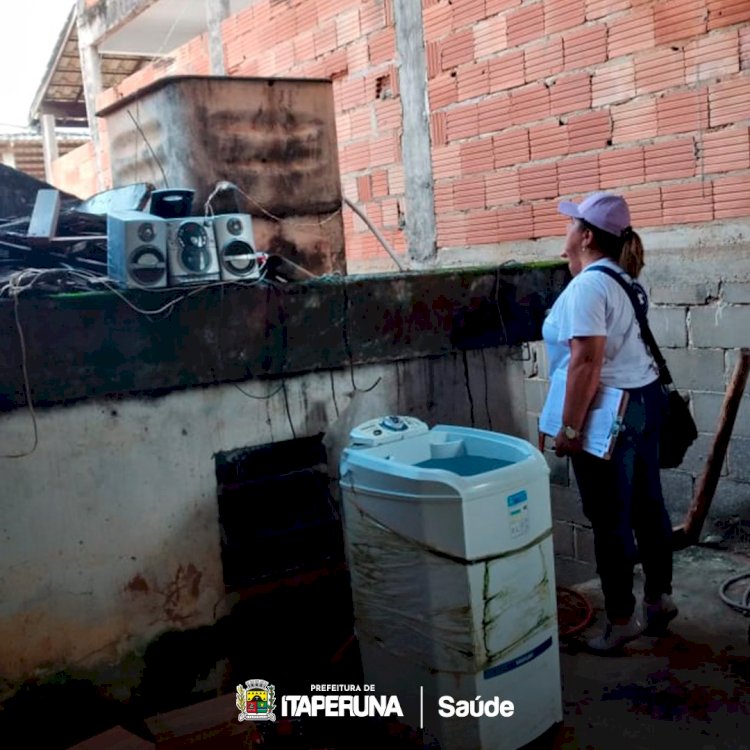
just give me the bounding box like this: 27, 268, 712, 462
558, 192, 631, 237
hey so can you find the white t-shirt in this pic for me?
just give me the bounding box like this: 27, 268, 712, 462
542, 258, 659, 388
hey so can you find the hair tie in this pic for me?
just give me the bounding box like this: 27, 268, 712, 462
621, 226, 633, 239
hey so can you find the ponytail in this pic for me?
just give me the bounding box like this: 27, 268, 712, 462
618, 227, 644, 279
581, 220, 646, 279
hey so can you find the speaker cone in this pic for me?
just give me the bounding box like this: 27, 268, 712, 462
222, 240, 258, 276
129, 246, 166, 286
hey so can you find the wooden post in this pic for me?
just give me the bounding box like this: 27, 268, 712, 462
678, 348, 750, 547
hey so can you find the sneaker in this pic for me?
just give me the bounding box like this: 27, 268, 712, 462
587, 612, 644, 653
643, 594, 678, 633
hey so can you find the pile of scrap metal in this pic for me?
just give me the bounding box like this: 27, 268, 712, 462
0, 164, 152, 294
0, 166, 315, 296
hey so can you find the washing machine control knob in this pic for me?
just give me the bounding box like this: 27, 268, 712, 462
380, 416, 408, 431
348, 416, 429, 447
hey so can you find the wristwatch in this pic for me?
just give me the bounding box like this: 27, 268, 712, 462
563, 425, 581, 440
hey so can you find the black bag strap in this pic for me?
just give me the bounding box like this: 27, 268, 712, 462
584, 264, 673, 386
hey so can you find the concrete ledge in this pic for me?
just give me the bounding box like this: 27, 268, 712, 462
0, 265, 568, 411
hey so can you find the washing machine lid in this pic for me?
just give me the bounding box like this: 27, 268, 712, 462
348, 415, 429, 447
342, 424, 548, 497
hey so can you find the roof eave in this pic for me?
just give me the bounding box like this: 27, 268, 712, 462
28, 4, 78, 126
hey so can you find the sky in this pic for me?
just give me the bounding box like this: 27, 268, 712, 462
0, 1, 77, 132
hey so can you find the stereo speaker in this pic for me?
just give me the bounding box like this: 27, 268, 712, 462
107, 210, 168, 289
213, 213, 261, 281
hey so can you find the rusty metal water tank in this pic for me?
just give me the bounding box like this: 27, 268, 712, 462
98, 75, 346, 275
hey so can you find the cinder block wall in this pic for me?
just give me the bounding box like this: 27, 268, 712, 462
70, 0, 750, 272
525, 279, 750, 586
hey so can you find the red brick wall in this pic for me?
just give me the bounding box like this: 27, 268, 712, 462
220, 0, 406, 265
49, 122, 111, 199
70, 0, 750, 268
50, 141, 98, 198
429, 0, 750, 251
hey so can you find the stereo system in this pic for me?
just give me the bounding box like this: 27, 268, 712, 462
107, 210, 261, 288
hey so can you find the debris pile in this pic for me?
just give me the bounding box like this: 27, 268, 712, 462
0, 165, 315, 296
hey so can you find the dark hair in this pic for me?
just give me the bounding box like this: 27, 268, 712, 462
579, 219, 645, 279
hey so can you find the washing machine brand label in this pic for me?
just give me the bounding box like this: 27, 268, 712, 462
482, 636, 554, 680
507, 490, 529, 538
437, 696, 515, 718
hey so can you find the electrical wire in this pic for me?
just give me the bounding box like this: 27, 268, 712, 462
256, 282, 298, 439
203, 180, 343, 228
202, 181, 406, 275
233, 382, 284, 400
493, 265, 530, 362
93, 272, 267, 317
281, 380, 296, 440
146, 0, 189, 62
2, 293, 38, 458
336, 274, 382, 394
126, 109, 169, 188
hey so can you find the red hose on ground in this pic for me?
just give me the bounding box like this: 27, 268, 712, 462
556, 586, 594, 638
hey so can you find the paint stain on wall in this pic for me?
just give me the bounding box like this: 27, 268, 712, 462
124, 564, 203, 623
124, 574, 149, 593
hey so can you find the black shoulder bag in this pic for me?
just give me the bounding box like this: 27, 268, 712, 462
586, 265, 698, 469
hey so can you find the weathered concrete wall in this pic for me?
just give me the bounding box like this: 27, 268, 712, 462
0, 351, 525, 688
0, 265, 564, 692
525, 256, 750, 585
0, 266, 567, 410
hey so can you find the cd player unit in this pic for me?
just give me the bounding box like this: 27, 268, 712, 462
166, 217, 220, 285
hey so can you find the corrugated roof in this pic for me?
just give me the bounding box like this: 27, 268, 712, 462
29, 6, 147, 127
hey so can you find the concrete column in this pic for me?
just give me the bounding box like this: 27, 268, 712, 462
41, 114, 59, 184
77, 38, 105, 191
392, 0, 437, 265
206, 0, 231, 75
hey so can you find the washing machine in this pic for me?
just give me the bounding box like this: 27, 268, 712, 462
340, 416, 562, 750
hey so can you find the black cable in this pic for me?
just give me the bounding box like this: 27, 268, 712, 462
281, 380, 296, 439
1, 294, 39, 458
329, 369, 340, 418
126, 109, 169, 188
480, 348, 493, 431
460, 349, 476, 427
233, 382, 284, 400
266, 283, 296, 439
338, 276, 381, 393
493, 266, 531, 362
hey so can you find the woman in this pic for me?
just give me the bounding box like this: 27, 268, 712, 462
542, 191, 677, 653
